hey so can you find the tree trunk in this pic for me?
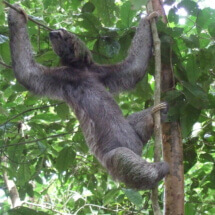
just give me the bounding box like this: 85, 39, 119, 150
2, 157, 22, 208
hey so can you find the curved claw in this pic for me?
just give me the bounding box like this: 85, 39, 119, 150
147, 11, 160, 20
19, 8, 28, 22
151, 102, 168, 114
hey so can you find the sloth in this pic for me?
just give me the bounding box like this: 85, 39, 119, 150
8, 5, 169, 190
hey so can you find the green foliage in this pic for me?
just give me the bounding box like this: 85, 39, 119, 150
122, 189, 143, 207
0, 0, 215, 214
55, 146, 76, 172
120, 1, 136, 28
8, 207, 49, 215
129, 0, 148, 10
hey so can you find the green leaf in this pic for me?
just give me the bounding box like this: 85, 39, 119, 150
182, 81, 210, 109
54, 103, 70, 120
71, 0, 82, 10
103, 189, 120, 205
111, 32, 132, 62
12, 83, 26, 92
32, 113, 59, 121
123, 189, 142, 207
184, 140, 197, 173
25, 183, 34, 197
168, 8, 179, 24
93, 38, 120, 62
208, 94, 215, 109
180, 104, 201, 138
165, 0, 175, 6
76, 13, 101, 34
36, 51, 58, 64
196, 8, 215, 30
208, 22, 215, 37
164, 90, 183, 102
8, 206, 49, 215
120, 1, 136, 28
91, 0, 118, 26
185, 203, 197, 215
135, 75, 153, 101
55, 146, 76, 172
197, 49, 214, 70
209, 165, 215, 189
82, 2, 95, 13
0, 42, 11, 63
209, 208, 215, 214
186, 55, 201, 83
129, 0, 148, 10
17, 165, 32, 186
199, 153, 214, 163
178, 0, 198, 16
0, 1, 5, 25
0, 106, 8, 116
182, 35, 199, 49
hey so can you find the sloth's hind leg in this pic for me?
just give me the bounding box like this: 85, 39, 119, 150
103, 147, 169, 190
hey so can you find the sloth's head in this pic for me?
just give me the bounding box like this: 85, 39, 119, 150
49, 29, 92, 67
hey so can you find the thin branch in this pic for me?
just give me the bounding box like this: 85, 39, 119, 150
38, 26, 41, 52
147, 1, 162, 215
74, 203, 119, 215
0, 61, 12, 69
3, 0, 53, 31
23, 201, 70, 215
2, 151, 36, 165
0, 102, 64, 127
0, 132, 75, 149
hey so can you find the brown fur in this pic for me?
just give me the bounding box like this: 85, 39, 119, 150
8, 5, 169, 190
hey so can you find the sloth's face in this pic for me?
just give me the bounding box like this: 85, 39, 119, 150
49, 29, 76, 60
49, 29, 92, 66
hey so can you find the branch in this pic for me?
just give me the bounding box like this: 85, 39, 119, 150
0, 102, 64, 127
3, 1, 53, 31
0, 132, 75, 149
23, 201, 70, 215
147, 1, 162, 215
74, 203, 118, 215
0, 61, 12, 69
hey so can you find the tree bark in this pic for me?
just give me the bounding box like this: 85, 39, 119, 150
3, 172, 22, 208
2, 157, 22, 208
162, 122, 184, 215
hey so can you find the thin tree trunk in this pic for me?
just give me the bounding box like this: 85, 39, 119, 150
3, 172, 22, 208
147, 1, 162, 215
2, 157, 22, 208
150, 1, 185, 214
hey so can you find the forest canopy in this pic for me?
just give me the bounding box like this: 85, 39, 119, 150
0, 0, 215, 214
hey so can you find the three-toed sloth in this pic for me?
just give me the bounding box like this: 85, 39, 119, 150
8, 5, 169, 190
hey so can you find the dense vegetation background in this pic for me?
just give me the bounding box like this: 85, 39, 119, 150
0, 0, 214, 214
